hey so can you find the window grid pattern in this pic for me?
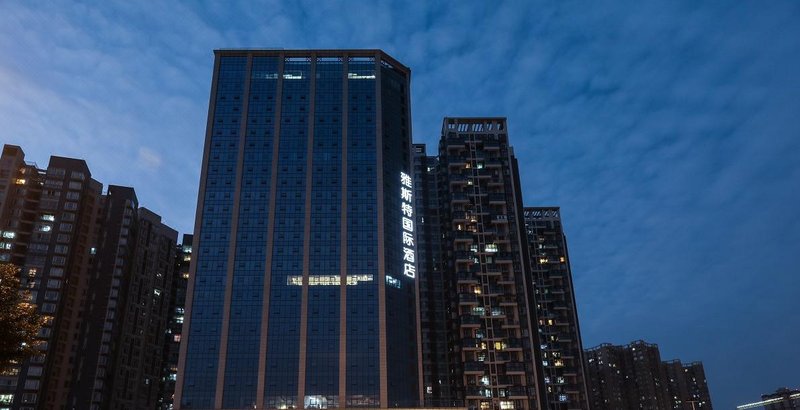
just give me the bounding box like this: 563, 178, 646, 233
182, 56, 247, 409
345, 57, 379, 407
263, 58, 310, 410
304, 58, 343, 406
222, 56, 279, 408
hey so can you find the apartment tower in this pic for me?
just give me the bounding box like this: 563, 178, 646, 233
0, 145, 180, 410
176, 50, 418, 409
432, 117, 545, 410
522, 207, 590, 409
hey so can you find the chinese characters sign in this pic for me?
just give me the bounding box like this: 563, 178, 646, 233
400, 172, 416, 278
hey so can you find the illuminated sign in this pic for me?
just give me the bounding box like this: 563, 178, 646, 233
286, 274, 373, 286
400, 172, 416, 278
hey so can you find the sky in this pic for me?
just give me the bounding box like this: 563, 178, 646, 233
1, 1, 798, 407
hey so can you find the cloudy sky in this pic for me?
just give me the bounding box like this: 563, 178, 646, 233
1, 1, 798, 407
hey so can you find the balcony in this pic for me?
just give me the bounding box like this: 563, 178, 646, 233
505, 362, 526, 374
491, 215, 509, 224
457, 272, 479, 284
488, 329, 509, 339
445, 137, 466, 148
462, 338, 482, 350
485, 158, 503, 168
484, 286, 505, 296
453, 232, 474, 242
497, 275, 515, 285
505, 338, 524, 349
495, 252, 514, 263
459, 293, 479, 305
465, 387, 485, 398
480, 264, 502, 276
460, 315, 482, 327
499, 295, 518, 306
449, 175, 468, 185
464, 361, 485, 374
446, 156, 467, 166
450, 193, 470, 203
455, 251, 474, 262
507, 386, 528, 398
494, 376, 513, 386
473, 169, 492, 179
488, 193, 506, 204
483, 140, 501, 150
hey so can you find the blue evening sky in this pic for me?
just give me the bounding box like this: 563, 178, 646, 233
1, 1, 797, 407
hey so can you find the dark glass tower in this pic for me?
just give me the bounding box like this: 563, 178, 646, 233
176, 50, 418, 409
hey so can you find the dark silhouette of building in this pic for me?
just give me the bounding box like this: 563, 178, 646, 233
737, 387, 800, 410
762, 388, 800, 410
413, 144, 455, 407
585, 340, 712, 410
0, 145, 179, 410
175, 49, 419, 409
161, 234, 193, 409
522, 207, 590, 409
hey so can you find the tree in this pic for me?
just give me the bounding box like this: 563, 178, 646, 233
0, 263, 44, 373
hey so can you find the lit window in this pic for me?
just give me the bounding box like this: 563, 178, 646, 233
485, 244, 498, 253
41, 214, 55, 222
15, 179, 26, 185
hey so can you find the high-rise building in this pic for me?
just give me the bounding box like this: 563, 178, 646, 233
427, 117, 546, 410
0, 145, 179, 410
585, 340, 712, 410
69, 199, 179, 410
176, 49, 418, 409
522, 207, 590, 409
0, 147, 103, 410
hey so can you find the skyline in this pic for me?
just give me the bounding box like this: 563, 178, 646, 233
1, 1, 798, 409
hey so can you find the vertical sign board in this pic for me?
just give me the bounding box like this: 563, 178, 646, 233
400, 172, 416, 278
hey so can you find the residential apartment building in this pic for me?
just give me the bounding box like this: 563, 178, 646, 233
523, 207, 589, 409
428, 117, 547, 410
585, 340, 712, 410
0, 144, 179, 410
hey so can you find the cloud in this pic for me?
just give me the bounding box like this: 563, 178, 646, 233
137, 147, 163, 170
1, 1, 798, 408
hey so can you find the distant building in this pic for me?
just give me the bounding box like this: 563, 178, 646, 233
585, 340, 712, 409
761, 388, 800, 410
737, 387, 800, 410
0, 144, 179, 410
523, 207, 590, 409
